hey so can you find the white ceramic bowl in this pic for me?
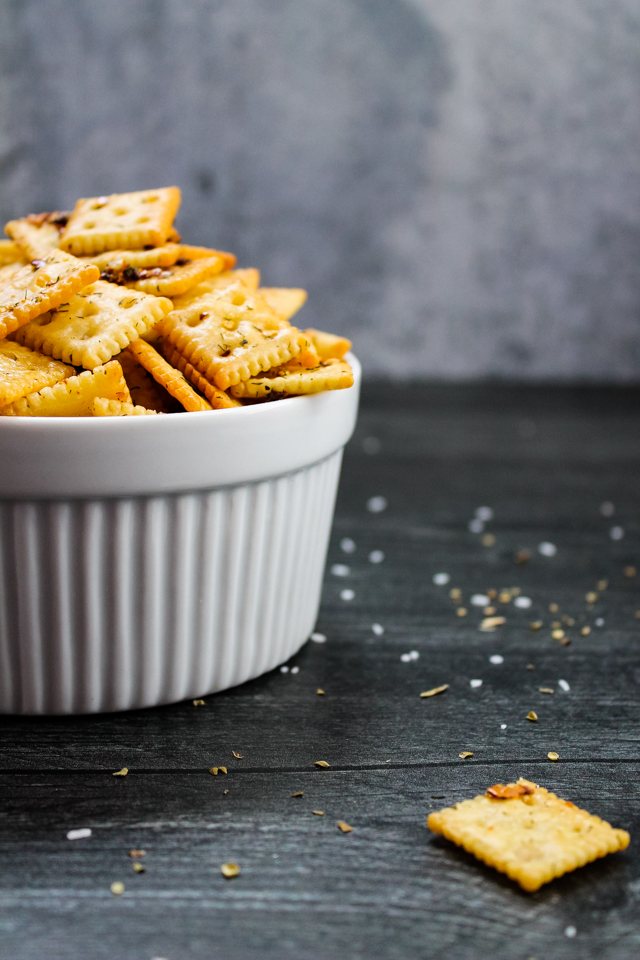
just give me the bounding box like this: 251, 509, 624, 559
0, 355, 360, 714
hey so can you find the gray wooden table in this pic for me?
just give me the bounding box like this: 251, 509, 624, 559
1, 383, 639, 960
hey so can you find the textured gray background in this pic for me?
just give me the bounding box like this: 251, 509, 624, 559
1, 0, 640, 381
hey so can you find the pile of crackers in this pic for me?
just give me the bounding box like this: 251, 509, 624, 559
0, 187, 353, 416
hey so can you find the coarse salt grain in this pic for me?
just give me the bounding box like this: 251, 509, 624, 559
475, 506, 494, 521
340, 537, 356, 553
280, 665, 289, 673
369, 550, 385, 563
310, 632, 326, 643
367, 496, 387, 513
500, 724, 507, 730
67, 828, 91, 841
565, 926, 577, 939
538, 542, 557, 557
468, 518, 484, 533
290, 666, 299, 674
471, 594, 490, 606
371, 623, 384, 636
610, 526, 625, 540
489, 654, 504, 664
514, 596, 532, 608
558, 679, 570, 692
433, 573, 450, 586
595, 618, 605, 627
469, 679, 483, 689
331, 564, 350, 577
340, 589, 355, 601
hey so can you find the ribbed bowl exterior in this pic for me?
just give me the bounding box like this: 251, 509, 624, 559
0, 450, 342, 715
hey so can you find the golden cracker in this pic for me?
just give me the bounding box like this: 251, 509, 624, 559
14, 280, 172, 370
170, 267, 260, 311
125, 254, 226, 297
82, 244, 182, 270
427, 779, 630, 892
0, 259, 29, 284
163, 346, 242, 410
160, 288, 302, 391
305, 328, 352, 361
116, 348, 174, 413
0, 249, 100, 340
60, 187, 181, 256
126, 339, 212, 412
0, 239, 23, 265
90, 398, 160, 416
0, 340, 75, 407
1, 360, 130, 417
5, 217, 61, 259
259, 287, 307, 322
229, 358, 353, 399
176, 245, 236, 269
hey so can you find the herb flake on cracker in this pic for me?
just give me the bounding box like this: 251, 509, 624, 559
427, 778, 630, 891
229, 357, 353, 399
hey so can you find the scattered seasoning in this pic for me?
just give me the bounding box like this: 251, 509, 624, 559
223, 789, 229, 795
129, 850, 146, 858
112, 768, 128, 777
527, 664, 535, 670
232, 752, 244, 759
548, 752, 559, 761
539, 687, 554, 694
560, 637, 571, 646
549, 603, 559, 613
221, 863, 240, 879
420, 684, 449, 698
624, 566, 636, 578
551, 621, 562, 629
580, 626, 591, 636
314, 760, 330, 768
530, 621, 543, 631
515, 549, 531, 564
552, 629, 565, 641
312, 810, 324, 816
193, 699, 205, 706
487, 589, 497, 600
67, 828, 91, 841
562, 615, 575, 626
110, 881, 125, 896
449, 588, 462, 600
527, 711, 538, 722
132, 862, 146, 873
291, 792, 304, 798
481, 534, 496, 547
498, 591, 511, 604
597, 579, 608, 591
635, 611, 640, 619
585, 592, 598, 604
480, 616, 505, 631
459, 751, 474, 759
337, 821, 353, 833
456, 607, 468, 617
483, 606, 497, 615
317, 688, 325, 695
209, 767, 228, 775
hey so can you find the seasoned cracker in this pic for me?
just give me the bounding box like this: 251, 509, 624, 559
0, 259, 29, 284
60, 187, 181, 255
1, 360, 130, 417
126, 339, 212, 412
82, 243, 182, 270
427, 778, 630, 892
163, 345, 242, 409
14, 280, 172, 369
259, 287, 307, 322
123, 254, 227, 297
90, 398, 160, 416
0, 239, 23, 265
229, 357, 353, 399
161, 288, 304, 391
0, 249, 100, 339
116, 348, 174, 412
177, 245, 236, 270
305, 328, 352, 361
5, 216, 61, 259
170, 267, 260, 311
0, 340, 75, 407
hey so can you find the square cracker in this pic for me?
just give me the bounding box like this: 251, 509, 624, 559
170, 268, 260, 311
90, 398, 160, 416
83, 243, 182, 270
0, 239, 23, 265
5, 212, 68, 259
0, 249, 100, 339
162, 345, 242, 410
427, 779, 630, 892
0, 340, 75, 407
305, 328, 352, 361
259, 288, 307, 322
123, 254, 227, 297
14, 280, 172, 369
125, 339, 212, 412
59, 187, 181, 256
228, 357, 353, 399
0, 360, 130, 417
160, 287, 304, 391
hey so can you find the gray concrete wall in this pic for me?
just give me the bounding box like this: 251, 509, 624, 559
1, 0, 639, 381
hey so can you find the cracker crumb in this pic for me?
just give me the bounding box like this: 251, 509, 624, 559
337, 821, 353, 833
232, 751, 244, 759
314, 760, 330, 768
110, 881, 125, 895
312, 810, 324, 816
221, 863, 240, 878
624, 566, 636, 578
112, 767, 128, 777
420, 684, 449, 698
457, 607, 468, 617
530, 621, 543, 630
548, 752, 559, 761
316, 688, 325, 695
291, 791, 304, 797
527, 711, 538, 722
459, 751, 473, 759
132, 862, 146, 873
193, 699, 205, 706
580, 626, 591, 636
129, 849, 146, 858
539, 688, 554, 694
481, 534, 496, 547
552, 629, 565, 640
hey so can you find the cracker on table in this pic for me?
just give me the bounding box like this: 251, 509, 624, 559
305, 328, 352, 361
59, 187, 181, 256
229, 357, 353, 399
90, 398, 160, 416
0, 249, 100, 340
14, 280, 172, 369
0, 239, 23, 265
126, 339, 212, 412
116, 348, 175, 413
163, 345, 242, 410
5, 213, 65, 259
427, 778, 630, 892
259, 287, 307, 322
0, 340, 75, 407
170, 267, 260, 311
0, 360, 130, 417
160, 288, 303, 391
123, 254, 227, 297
